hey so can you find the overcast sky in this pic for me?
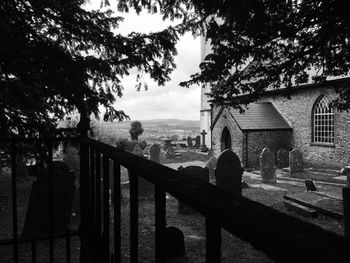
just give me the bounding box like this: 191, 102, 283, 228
90, 3, 202, 121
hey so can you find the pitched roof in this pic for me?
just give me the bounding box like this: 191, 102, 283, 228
229, 102, 292, 131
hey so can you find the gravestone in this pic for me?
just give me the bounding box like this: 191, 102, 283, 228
22, 161, 76, 238
166, 226, 185, 259
177, 166, 209, 214
186, 136, 193, 148
133, 144, 153, 199
277, 148, 289, 169
200, 130, 208, 152
166, 147, 175, 159
289, 149, 303, 174
205, 156, 217, 183
215, 150, 243, 196
150, 144, 160, 163
305, 179, 317, 191
259, 148, 276, 183
133, 143, 143, 156
195, 135, 200, 147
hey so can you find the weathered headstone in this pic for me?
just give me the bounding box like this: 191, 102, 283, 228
166, 226, 185, 259
205, 156, 217, 183
195, 135, 200, 147
277, 148, 289, 169
260, 148, 276, 183
305, 179, 317, 191
150, 143, 160, 163
186, 136, 193, 148
289, 149, 303, 174
133, 143, 143, 156
177, 166, 209, 214
133, 143, 153, 199
22, 161, 76, 238
166, 147, 175, 159
215, 150, 243, 196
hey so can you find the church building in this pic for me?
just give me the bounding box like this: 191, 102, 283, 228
200, 39, 350, 169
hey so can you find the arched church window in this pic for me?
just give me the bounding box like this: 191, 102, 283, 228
312, 96, 334, 144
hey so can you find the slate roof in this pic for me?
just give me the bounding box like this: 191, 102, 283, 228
230, 102, 292, 131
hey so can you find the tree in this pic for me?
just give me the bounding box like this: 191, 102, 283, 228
0, 0, 186, 137
129, 121, 144, 141
178, 0, 350, 111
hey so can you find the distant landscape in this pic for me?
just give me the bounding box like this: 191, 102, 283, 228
92, 119, 200, 142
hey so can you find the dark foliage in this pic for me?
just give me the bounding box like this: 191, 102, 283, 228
178, 0, 350, 111
0, 0, 186, 137
129, 120, 143, 141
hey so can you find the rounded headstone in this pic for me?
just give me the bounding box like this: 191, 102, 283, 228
259, 148, 276, 183
195, 135, 200, 147
166, 147, 175, 159
166, 226, 185, 259
149, 144, 160, 163
215, 149, 243, 196
289, 149, 303, 174
277, 148, 289, 169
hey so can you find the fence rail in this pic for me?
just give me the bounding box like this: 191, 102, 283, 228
80, 137, 349, 263
1, 136, 349, 262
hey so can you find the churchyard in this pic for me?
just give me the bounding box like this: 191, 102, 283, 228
0, 142, 347, 262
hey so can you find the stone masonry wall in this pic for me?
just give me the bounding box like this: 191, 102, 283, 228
211, 107, 243, 163
246, 130, 293, 168
260, 86, 350, 169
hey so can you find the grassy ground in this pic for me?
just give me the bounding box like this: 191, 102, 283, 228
0, 150, 346, 262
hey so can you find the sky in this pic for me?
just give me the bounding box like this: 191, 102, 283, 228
89, 2, 202, 121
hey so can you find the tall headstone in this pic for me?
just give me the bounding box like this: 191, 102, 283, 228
195, 135, 201, 147
259, 148, 276, 183
22, 161, 76, 238
133, 143, 153, 199
166, 226, 185, 259
178, 166, 209, 214
186, 136, 193, 148
277, 148, 289, 169
150, 143, 160, 163
289, 149, 303, 174
200, 130, 208, 152
205, 156, 217, 183
215, 150, 243, 196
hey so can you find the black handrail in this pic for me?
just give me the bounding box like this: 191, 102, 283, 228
80, 137, 349, 263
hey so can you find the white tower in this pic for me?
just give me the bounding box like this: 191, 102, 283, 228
200, 36, 212, 149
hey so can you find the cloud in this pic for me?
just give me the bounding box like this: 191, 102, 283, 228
113, 11, 201, 120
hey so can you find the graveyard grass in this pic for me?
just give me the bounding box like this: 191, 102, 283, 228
0, 150, 345, 262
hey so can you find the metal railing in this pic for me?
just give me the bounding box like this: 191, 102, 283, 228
1, 136, 349, 262
80, 137, 349, 263
0, 137, 80, 263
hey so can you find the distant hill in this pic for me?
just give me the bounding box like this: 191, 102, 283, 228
98, 119, 200, 141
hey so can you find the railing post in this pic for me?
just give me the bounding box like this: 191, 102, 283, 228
102, 155, 110, 263
47, 141, 54, 263
113, 160, 121, 263
129, 170, 138, 263
206, 216, 221, 263
79, 137, 89, 263
343, 187, 350, 238
11, 142, 18, 263
155, 186, 166, 263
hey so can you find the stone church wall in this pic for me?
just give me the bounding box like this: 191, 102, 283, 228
245, 130, 293, 168
211, 107, 243, 163
261, 87, 350, 168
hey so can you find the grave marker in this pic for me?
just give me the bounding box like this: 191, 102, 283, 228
277, 148, 289, 169
150, 143, 160, 163
166, 226, 185, 259
195, 135, 200, 147
260, 148, 276, 183
133, 143, 153, 199
186, 136, 193, 148
215, 150, 243, 196
289, 149, 303, 174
